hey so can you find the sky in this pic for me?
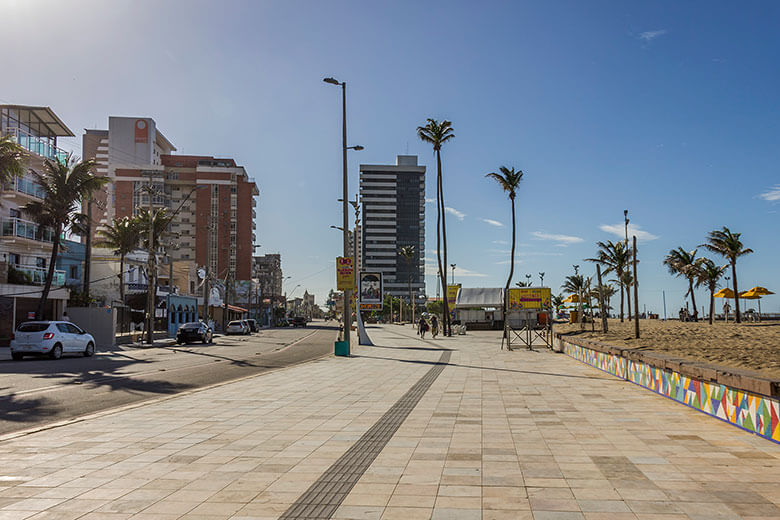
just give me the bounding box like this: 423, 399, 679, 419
3, 0, 780, 314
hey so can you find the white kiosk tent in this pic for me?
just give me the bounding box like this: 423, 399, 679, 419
455, 288, 504, 330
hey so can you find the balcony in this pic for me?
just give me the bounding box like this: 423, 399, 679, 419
2, 177, 46, 201
5, 127, 68, 162
1, 217, 55, 243
9, 264, 65, 286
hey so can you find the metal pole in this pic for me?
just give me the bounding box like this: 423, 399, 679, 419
204, 217, 210, 324
83, 198, 92, 299
146, 184, 155, 344
341, 82, 351, 352
633, 235, 639, 339
662, 290, 667, 321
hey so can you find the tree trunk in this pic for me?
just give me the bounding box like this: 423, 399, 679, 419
709, 288, 714, 325
119, 254, 125, 304
619, 274, 624, 322
732, 262, 740, 323
434, 151, 445, 336
37, 223, 62, 320
436, 149, 450, 336
504, 197, 516, 345
688, 278, 698, 322
626, 279, 631, 322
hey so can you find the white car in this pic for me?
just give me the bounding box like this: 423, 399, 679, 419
225, 320, 249, 335
11, 321, 96, 360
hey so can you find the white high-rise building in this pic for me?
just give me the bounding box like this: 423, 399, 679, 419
359, 155, 425, 303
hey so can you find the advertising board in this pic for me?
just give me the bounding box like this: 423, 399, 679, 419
336, 256, 355, 291
507, 287, 552, 311
359, 272, 383, 310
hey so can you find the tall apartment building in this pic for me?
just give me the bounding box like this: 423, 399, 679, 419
252, 254, 282, 302
0, 105, 74, 326
83, 117, 259, 286
359, 155, 425, 302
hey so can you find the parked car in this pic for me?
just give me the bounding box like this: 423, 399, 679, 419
240, 320, 252, 334
10, 321, 96, 360
291, 316, 307, 327
225, 320, 249, 335
176, 321, 213, 344
245, 319, 259, 332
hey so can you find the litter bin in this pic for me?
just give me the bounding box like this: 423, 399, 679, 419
334, 341, 350, 356
569, 311, 579, 324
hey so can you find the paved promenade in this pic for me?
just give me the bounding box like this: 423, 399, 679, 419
0, 324, 778, 519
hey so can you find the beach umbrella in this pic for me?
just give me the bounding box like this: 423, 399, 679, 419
739, 289, 764, 318
713, 288, 735, 298
562, 294, 581, 303
746, 286, 774, 296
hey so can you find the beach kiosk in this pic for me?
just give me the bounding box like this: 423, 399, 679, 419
505, 287, 553, 350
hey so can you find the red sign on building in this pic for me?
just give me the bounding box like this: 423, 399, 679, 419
134, 119, 148, 143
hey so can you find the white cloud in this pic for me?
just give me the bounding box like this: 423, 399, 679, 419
425, 198, 436, 204
759, 185, 780, 202
532, 231, 584, 246
445, 206, 466, 220
492, 240, 508, 245
481, 218, 504, 227
639, 29, 667, 42
599, 223, 659, 241
425, 263, 487, 277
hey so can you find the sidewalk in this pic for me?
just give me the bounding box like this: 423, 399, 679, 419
0, 324, 778, 519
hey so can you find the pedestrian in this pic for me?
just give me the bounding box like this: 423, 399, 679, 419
418, 316, 426, 337
431, 315, 439, 339
62, 311, 70, 322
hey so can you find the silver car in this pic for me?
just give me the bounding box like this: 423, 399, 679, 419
11, 321, 96, 360
225, 320, 248, 335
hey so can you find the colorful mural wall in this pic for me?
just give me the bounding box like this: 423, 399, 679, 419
558, 337, 780, 444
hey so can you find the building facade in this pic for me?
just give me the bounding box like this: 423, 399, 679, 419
359, 155, 425, 302
252, 254, 282, 303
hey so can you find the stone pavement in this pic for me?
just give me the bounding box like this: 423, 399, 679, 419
0, 324, 778, 519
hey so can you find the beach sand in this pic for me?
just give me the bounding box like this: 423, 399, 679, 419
556, 318, 780, 380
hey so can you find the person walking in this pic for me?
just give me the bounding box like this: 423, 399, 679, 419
419, 316, 428, 339
431, 315, 439, 339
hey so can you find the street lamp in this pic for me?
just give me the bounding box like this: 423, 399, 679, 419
450, 264, 456, 285
539, 272, 545, 286
324, 75, 363, 354
525, 274, 532, 286
624, 209, 629, 247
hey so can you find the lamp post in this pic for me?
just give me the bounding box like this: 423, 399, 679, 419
539, 272, 545, 286
450, 264, 456, 285
324, 76, 363, 353
526, 274, 532, 286
573, 264, 583, 328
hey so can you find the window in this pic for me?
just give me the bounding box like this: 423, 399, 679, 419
67, 323, 83, 334
9, 253, 19, 265
69, 265, 78, 279
56, 324, 70, 333
36, 257, 46, 268
9, 208, 20, 218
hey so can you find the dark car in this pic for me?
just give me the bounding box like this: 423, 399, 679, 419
176, 322, 213, 344
291, 316, 307, 327
245, 319, 259, 332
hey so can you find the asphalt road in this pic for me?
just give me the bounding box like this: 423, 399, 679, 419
0, 322, 339, 436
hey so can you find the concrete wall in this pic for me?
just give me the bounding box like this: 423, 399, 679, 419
67, 306, 116, 349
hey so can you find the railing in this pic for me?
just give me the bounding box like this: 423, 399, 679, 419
4, 177, 47, 199
4, 127, 69, 162
11, 265, 65, 286
0, 217, 54, 242
126, 282, 149, 291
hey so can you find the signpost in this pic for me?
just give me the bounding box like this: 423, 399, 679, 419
336, 256, 355, 291
359, 272, 383, 310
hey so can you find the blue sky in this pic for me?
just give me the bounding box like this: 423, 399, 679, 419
3, 0, 780, 313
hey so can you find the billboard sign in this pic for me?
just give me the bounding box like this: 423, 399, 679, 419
336, 256, 355, 291
233, 280, 252, 305
359, 272, 383, 310
134, 119, 149, 143
507, 287, 552, 311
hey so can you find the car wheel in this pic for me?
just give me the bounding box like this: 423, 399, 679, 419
203, 332, 211, 344
84, 342, 95, 357
11, 353, 23, 361
50, 344, 63, 360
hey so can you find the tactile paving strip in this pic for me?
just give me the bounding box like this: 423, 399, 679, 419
279, 349, 452, 519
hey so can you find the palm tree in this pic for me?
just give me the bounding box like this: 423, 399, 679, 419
0, 134, 27, 184
515, 281, 531, 287
95, 217, 141, 305
586, 240, 630, 322
552, 293, 564, 309
417, 118, 454, 335
663, 247, 700, 322
398, 245, 416, 323
621, 270, 634, 321
594, 283, 616, 314
486, 166, 524, 340
695, 257, 726, 325
23, 156, 108, 319
701, 227, 753, 323
561, 274, 585, 295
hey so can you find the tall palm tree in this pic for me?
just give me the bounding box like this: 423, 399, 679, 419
95, 217, 141, 305
663, 247, 700, 322
23, 156, 108, 319
398, 245, 416, 323
0, 134, 27, 184
586, 240, 630, 322
417, 118, 454, 335
486, 166, 524, 340
695, 257, 726, 325
561, 274, 585, 295
620, 270, 633, 321
701, 227, 753, 323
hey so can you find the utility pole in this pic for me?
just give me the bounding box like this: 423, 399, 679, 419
145, 181, 155, 345
203, 217, 211, 325
83, 197, 92, 300
596, 264, 608, 332
573, 264, 583, 329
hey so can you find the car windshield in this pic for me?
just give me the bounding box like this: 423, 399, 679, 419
228, 321, 242, 326
181, 322, 202, 328
17, 323, 50, 332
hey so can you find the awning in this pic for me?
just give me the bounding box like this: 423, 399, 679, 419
227, 304, 248, 313
455, 288, 504, 308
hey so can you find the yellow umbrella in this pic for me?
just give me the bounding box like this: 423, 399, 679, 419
739, 290, 764, 319
562, 294, 581, 303
713, 288, 735, 298
746, 286, 774, 296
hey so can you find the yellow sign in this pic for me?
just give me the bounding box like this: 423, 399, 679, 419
507, 287, 551, 311
336, 257, 355, 291
446, 284, 461, 307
